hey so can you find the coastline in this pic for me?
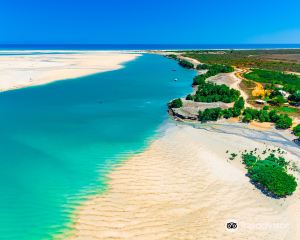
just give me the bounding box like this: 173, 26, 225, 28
0, 51, 141, 92
58, 52, 300, 239
61, 121, 300, 239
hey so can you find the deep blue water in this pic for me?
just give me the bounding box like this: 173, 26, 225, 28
0, 54, 196, 239
0, 43, 300, 50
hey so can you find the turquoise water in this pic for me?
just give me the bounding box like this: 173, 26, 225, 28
0, 54, 196, 239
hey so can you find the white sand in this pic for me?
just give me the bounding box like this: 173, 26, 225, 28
61, 122, 300, 240
0, 51, 140, 91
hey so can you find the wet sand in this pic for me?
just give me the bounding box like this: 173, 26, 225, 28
62, 122, 300, 240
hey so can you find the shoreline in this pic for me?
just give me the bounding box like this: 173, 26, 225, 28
59, 52, 300, 239
61, 121, 300, 239
0, 51, 141, 92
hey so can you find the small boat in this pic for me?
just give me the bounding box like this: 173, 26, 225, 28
174, 78, 178, 81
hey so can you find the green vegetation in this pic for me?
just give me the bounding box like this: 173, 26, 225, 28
178, 59, 194, 69
166, 54, 177, 60
193, 64, 234, 85
198, 97, 245, 122
249, 160, 296, 197
188, 64, 238, 103
242, 107, 293, 129
168, 53, 296, 129
183, 50, 300, 72
198, 107, 222, 122
196, 64, 234, 73
288, 92, 300, 104
169, 98, 183, 108
276, 106, 297, 113
244, 69, 300, 92
293, 124, 300, 137
275, 114, 293, 129
229, 148, 297, 197
194, 83, 240, 103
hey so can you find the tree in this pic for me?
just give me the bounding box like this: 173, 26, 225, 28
269, 110, 280, 123
270, 95, 286, 106
222, 109, 233, 119
234, 97, 245, 110
198, 108, 222, 122
186, 94, 194, 101
169, 98, 183, 108
293, 124, 300, 137
288, 92, 300, 103
242, 113, 252, 123
178, 59, 194, 69
275, 114, 292, 129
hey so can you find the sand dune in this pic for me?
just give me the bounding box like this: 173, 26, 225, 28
62, 123, 300, 240
0, 51, 140, 91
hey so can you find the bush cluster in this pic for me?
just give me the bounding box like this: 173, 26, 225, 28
293, 124, 300, 137
193, 64, 234, 85
198, 97, 244, 122
241, 152, 297, 197
244, 68, 300, 92
242, 107, 292, 129
288, 92, 300, 103
196, 64, 234, 73
178, 59, 194, 69
194, 83, 240, 103
169, 98, 183, 108
198, 107, 222, 122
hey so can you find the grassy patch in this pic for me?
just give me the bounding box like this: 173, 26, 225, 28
244, 69, 300, 89
277, 106, 297, 113
183, 50, 300, 72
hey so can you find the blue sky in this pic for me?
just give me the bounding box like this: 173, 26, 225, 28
0, 0, 299, 44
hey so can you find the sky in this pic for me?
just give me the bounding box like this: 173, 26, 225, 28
0, 0, 299, 44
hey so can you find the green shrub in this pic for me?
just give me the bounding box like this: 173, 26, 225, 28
275, 114, 292, 129
263, 106, 269, 110
269, 110, 280, 122
293, 124, 300, 137
240, 150, 297, 197
269, 95, 287, 106
193, 75, 206, 85
248, 160, 297, 197
288, 92, 300, 103
196, 64, 210, 70
186, 94, 194, 101
244, 69, 300, 91
234, 97, 245, 110
195, 83, 240, 103
169, 98, 183, 108
258, 110, 270, 122
178, 59, 194, 69
242, 153, 258, 167
222, 109, 233, 119
242, 113, 252, 123
198, 107, 222, 122
166, 54, 177, 60
264, 154, 289, 168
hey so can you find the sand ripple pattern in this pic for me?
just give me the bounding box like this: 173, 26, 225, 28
61, 124, 300, 240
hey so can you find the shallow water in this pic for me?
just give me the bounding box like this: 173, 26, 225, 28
0, 54, 196, 239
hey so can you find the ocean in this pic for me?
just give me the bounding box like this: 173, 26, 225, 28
0, 53, 196, 239
0, 43, 300, 50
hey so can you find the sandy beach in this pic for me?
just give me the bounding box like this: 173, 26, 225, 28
61, 122, 300, 240
0, 51, 140, 91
